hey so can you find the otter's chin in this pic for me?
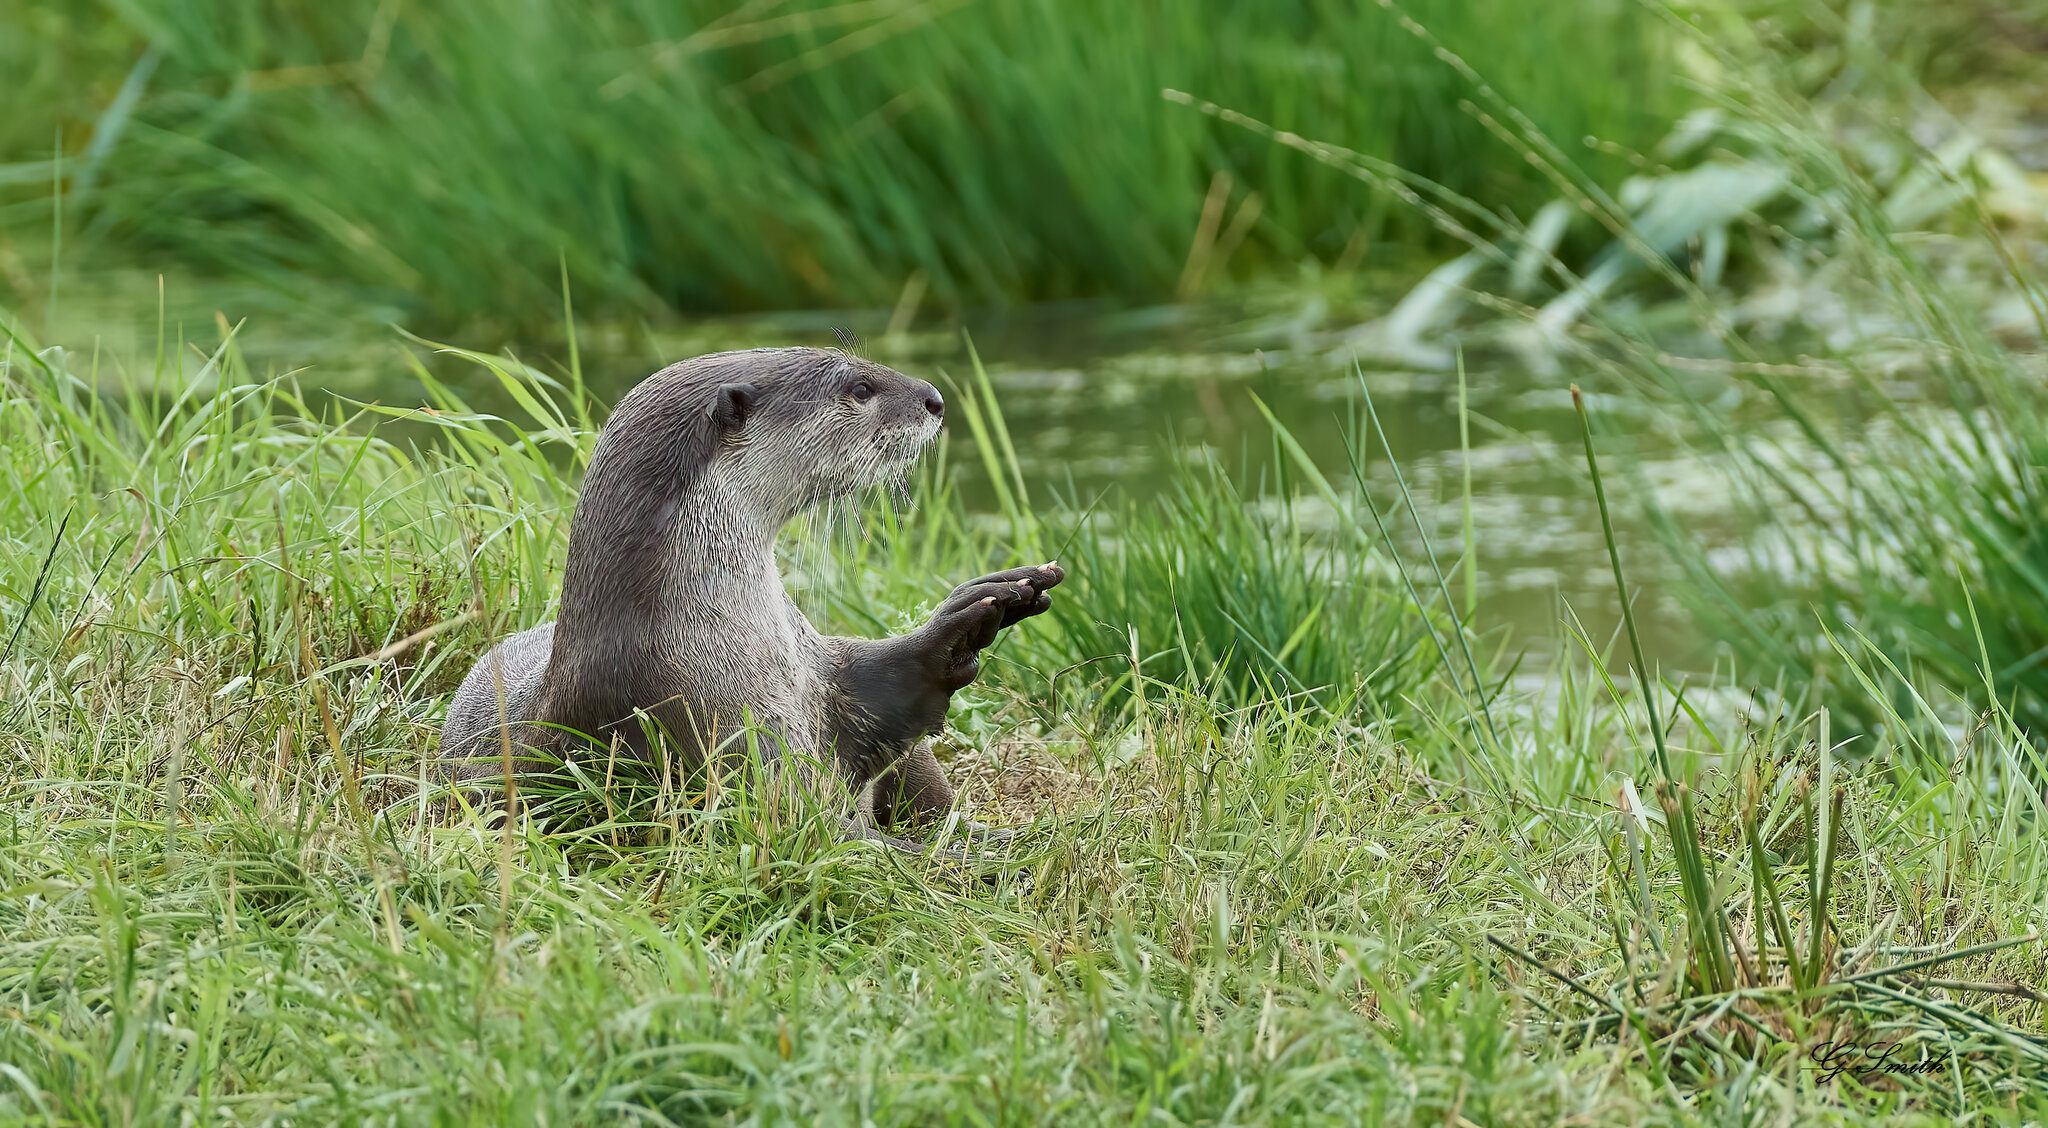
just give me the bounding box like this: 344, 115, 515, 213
835, 438, 923, 498
863, 452, 922, 491
874, 425, 938, 469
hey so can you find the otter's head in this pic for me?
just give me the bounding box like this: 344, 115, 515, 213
562, 347, 944, 618
642, 346, 943, 519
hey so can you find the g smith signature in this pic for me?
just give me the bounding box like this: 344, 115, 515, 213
1808, 1040, 1954, 1082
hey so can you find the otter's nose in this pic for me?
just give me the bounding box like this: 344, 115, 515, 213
923, 388, 945, 418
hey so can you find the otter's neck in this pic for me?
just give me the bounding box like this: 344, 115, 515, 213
550, 430, 785, 670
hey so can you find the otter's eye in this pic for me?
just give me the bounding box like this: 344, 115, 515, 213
849, 381, 876, 402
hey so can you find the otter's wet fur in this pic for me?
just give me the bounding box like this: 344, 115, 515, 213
438, 346, 1062, 852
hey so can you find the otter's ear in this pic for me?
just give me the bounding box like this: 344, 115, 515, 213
712, 383, 758, 431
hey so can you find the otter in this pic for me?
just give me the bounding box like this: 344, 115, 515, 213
437, 347, 1061, 854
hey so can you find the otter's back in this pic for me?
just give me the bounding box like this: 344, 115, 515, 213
439, 621, 555, 779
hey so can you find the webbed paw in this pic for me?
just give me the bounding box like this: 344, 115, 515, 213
926, 562, 1064, 688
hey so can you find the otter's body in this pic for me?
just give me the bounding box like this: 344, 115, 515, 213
439, 348, 1060, 848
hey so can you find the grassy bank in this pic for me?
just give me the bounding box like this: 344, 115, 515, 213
1, 316, 2045, 1122
2, 0, 1673, 326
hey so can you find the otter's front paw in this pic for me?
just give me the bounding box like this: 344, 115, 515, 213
927, 563, 1063, 689
947, 562, 1064, 629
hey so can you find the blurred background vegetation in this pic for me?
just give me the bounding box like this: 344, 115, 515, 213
7, 0, 1676, 326
7, 2, 2046, 326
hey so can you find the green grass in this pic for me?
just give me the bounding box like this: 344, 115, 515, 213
899, 351, 1450, 724
1602, 29, 2048, 744
1640, 76, 2048, 744
2, 310, 2045, 1123
1, 0, 1674, 326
